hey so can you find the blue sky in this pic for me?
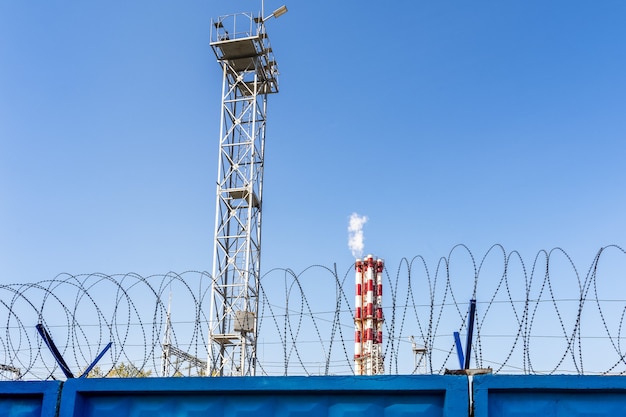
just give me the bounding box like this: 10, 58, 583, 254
1, 0, 626, 376
2, 1, 624, 281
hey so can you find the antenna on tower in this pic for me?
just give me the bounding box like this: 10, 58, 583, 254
208, 5, 287, 377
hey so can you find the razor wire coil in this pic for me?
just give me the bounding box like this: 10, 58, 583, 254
1, 245, 625, 380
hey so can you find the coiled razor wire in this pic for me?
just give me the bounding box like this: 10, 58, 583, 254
1, 245, 625, 380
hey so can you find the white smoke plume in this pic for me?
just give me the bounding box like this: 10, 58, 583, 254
348, 212, 368, 259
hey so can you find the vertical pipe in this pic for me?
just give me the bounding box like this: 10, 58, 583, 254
376, 258, 384, 343
365, 254, 375, 375
375, 258, 384, 374
354, 259, 363, 375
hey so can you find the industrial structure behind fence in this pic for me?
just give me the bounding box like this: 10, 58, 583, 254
1, 245, 625, 381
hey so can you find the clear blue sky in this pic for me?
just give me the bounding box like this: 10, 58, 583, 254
2, 1, 624, 280
1, 0, 626, 376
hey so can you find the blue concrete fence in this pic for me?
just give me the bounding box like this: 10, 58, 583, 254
0, 381, 61, 417
3, 375, 626, 417
473, 375, 626, 417
59, 375, 467, 417
2, 376, 467, 417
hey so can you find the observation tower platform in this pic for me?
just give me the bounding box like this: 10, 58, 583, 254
210, 13, 280, 95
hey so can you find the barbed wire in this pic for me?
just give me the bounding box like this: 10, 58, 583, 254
1, 245, 625, 380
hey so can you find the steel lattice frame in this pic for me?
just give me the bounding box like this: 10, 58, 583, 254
208, 13, 279, 376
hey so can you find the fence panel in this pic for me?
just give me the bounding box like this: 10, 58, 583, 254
0, 381, 61, 417
59, 375, 468, 417
473, 375, 626, 417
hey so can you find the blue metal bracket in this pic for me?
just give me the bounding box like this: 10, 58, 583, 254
453, 331, 464, 369
452, 299, 477, 370
36, 323, 112, 379
79, 342, 112, 378
36, 323, 75, 378
464, 299, 477, 369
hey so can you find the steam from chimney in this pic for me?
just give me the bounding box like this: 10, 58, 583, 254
348, 213, 368, 258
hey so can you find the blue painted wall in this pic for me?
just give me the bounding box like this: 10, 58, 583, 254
3, 375, 626, 417
473, 375, 626, 417
59, 376, 467, 417
0, 381, 61, 417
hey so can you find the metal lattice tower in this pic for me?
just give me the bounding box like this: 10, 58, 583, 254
207, 10, 283, 377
